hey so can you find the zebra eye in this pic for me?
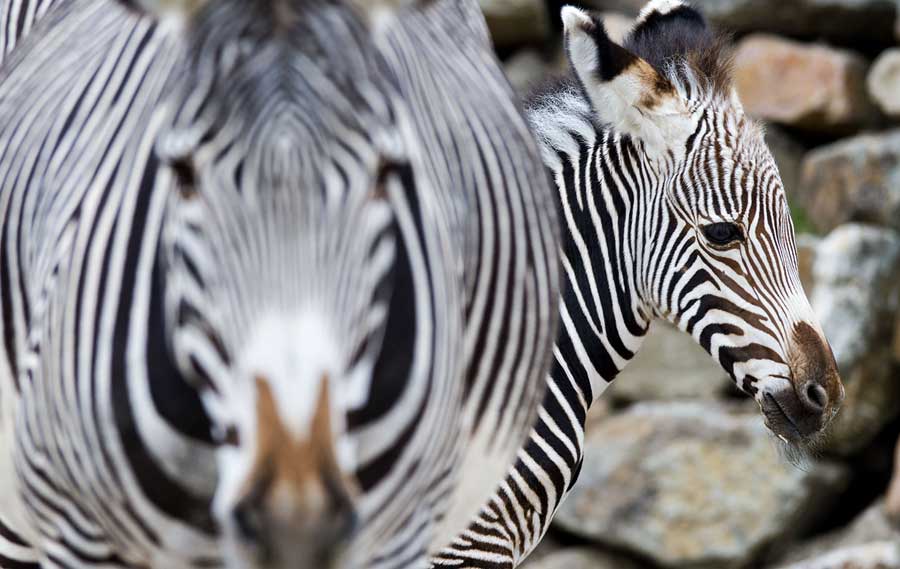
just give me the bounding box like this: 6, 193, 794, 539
702, 222, 743, 247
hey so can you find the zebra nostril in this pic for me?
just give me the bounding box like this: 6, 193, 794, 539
800, 382, 828, 413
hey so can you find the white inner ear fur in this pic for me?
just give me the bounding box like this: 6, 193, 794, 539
564, 9, 694, 157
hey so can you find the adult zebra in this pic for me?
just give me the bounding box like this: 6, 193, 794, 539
0, 1, 559, 568
0, 0, 56, 65
433, 2, 845, 567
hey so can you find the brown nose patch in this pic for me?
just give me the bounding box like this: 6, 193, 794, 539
790, 322, 843, 407
240, 375, 356, 521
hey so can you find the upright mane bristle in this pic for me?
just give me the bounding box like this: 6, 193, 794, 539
625, 4, 735, 97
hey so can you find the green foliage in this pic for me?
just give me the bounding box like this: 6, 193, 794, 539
789, 199, 817, 235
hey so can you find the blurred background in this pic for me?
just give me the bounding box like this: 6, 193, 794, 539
477, 1, 900, 568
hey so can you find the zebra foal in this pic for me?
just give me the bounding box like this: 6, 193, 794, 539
434, 1, 845, 567
0, 0, 559, 567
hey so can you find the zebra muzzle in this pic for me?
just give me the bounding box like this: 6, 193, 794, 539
226, 377, 359, 567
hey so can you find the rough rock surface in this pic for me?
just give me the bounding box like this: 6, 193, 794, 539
799, 130, 900, 233
693, 0, 897, 45
606, 321, 730, 404
776, 542, 900, 569
733, 35, 877, 132
811, 224, 900, 454
553, 403, 847, 569
520, 547, 642, 569
576, 0, 898, 43
779, 500, 900, 564
478, 0, 549, 48
868, 49, 900, 117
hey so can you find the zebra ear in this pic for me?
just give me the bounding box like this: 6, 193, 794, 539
562, 6, 693, 155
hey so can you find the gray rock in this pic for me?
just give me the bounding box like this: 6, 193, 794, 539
868, 49, 900, 118
577, 0, 898, 44
606, 321, 731, 404
734, 35, 877, 133
520, 547, 642, 569
811, 224, 900, 454
554, 402, 847, 569
693, 0, 895, 45
775, 543, 900, 569
778, 500, 900, 565
799, 130, 900, 233
504, 50, 554, 96
478, 0, 550, 48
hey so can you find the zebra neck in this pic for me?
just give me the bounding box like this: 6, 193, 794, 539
529, 92, 652, 411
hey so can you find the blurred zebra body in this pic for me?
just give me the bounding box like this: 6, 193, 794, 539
0, 0, 57, 65
433, 1, 844, 567
0, 1, 559, 568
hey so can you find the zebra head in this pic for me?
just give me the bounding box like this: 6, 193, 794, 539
129, 0, 444, 566
558, 2, 843, 449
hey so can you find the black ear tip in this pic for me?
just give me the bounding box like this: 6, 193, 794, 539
562, 6, 615, 47
561, 6, 599, 34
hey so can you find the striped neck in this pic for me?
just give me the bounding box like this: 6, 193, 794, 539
528, 83, 652, 407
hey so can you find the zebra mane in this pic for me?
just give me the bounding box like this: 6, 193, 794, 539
624, 2, 735, 100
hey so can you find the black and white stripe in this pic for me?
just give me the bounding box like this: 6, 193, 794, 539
0, 1, 559, 567
433, 2, 843, 567
0, 0, 58, 65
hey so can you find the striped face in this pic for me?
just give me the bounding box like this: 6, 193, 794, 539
650, 98, 843, 448
149, 3, 432, 567
561, 2, 843, 450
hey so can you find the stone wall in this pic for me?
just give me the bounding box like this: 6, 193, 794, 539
478, 0, 900, 567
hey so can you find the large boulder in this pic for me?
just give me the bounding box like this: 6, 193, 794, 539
577, 0, 898, 46
810, 224, 900, 454
554, 402, 847, 569
733, 35, 877, 133
868, 49, 900, 118
775, 543, 900, 569
798, 130, 900, 233
777, 500, 900, 565
606, 321, 730, 404
693, 0, 897, 45
478, 0, 550, 48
